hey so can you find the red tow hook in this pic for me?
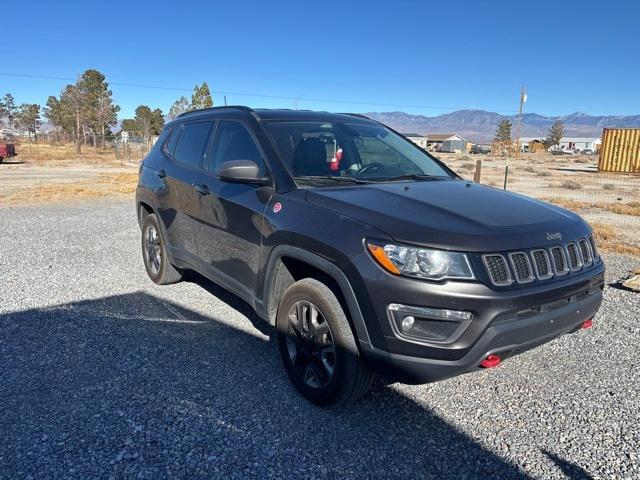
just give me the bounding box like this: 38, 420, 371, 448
480, 354, 501, 368
581, 318, 593, 329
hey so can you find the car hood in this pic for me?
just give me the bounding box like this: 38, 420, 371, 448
305, 180, 590, 252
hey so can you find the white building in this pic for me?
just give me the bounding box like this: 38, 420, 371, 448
403, 133, 428, 149
558, 137, 601, 151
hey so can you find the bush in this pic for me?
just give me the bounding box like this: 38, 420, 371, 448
560, 180, 583, 190
602, 183, 615, 191
536, 170, 551, 177
523, 165, 537, 173
460, 162, 475, 171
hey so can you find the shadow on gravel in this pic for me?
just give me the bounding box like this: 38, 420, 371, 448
0, 287, 533, 479
542, 450, 594, 480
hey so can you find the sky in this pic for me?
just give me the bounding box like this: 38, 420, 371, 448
1, 0, 639, 119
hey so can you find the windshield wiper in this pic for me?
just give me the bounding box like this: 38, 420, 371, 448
377, 173, 441, 182
295, 175, 374, 184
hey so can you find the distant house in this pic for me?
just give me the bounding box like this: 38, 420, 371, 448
441, 135, 468, 153
519, 137, 546, 153
558, 137, 601, 151
403, 133, 428, 149
425, 133, 455, 151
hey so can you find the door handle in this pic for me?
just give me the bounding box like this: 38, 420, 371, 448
195, 184, 210, 195
155, 169, 167, 178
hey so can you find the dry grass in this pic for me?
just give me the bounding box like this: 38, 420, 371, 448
591, 223, 640, 256
541, 197, 640, 217
14, 141, 145, 165
0, 172, 138, 204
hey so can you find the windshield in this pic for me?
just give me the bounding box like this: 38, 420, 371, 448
262, 120, 453, 182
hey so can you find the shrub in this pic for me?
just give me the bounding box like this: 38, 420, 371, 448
523, 165, 537, 173
536, 170, 551, 177
560, 180, 583, 190
460, 162, 475, 171
602, 183, 615, 191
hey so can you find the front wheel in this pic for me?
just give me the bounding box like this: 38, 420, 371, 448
141, 214, 182, 285
276, 278, 376, 406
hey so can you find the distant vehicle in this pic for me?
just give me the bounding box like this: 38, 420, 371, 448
0, 143, 17, 163
581, 148, 595, 155
136, 106, 604, 406
550, 147, 574, 155
471, 144, 491, 154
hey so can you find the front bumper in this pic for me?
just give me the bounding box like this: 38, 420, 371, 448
346, 251, 605, 384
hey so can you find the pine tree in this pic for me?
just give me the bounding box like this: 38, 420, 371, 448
544, 120, 564, 147
169, 96, 191, 119
1, 94, 17, 129
16, 104, 41, 142
494, 120, 512, 143
191, 82, 213, 110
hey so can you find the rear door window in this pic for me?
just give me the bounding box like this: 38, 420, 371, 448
173, 121, 213, 169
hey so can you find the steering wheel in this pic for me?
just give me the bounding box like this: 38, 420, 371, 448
355, 163, 385, 176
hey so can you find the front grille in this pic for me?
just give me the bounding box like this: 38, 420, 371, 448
550, 246, 569, 275
509, 252, 534, 283
531, 249, 553, 280
578, 239, 592, 266
589, 235, 599, 261
482, 254, 512, 286
481, 236, 599, 287
565, 242, 582, 271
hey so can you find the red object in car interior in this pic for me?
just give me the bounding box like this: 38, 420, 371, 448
480, 354, 501, 368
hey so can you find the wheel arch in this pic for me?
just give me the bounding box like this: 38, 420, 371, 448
262, 245, 371, 347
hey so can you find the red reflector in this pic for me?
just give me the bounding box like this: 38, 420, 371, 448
480, 354, 501, 368
581, 318, 593, 329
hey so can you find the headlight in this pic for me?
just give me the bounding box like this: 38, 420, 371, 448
367, 241, 475, 281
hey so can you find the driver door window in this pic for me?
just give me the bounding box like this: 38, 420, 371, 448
209, 121, 263, 173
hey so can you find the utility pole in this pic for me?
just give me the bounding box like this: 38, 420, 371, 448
514, 84, 527, 157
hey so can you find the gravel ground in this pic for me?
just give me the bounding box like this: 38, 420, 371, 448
0, 199, 638, 479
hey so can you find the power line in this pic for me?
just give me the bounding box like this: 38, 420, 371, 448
0, 71, 519, 114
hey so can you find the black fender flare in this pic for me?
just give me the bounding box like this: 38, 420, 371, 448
262, 245, 371, 347
135, 191, 176, 265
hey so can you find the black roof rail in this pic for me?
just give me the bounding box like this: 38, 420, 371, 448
340, 113, 371, 120
176, 105, 255, 119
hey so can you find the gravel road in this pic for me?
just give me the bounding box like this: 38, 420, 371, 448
1, 199, 638, 479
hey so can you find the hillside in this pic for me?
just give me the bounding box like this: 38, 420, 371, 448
366, 110, 640, 142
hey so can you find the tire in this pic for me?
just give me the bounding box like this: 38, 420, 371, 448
141, 214, 182, 285
276, 278, 376, 406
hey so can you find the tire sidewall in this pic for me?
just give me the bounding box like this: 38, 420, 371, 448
141, 214, 166, 284
276, 279, 356, 406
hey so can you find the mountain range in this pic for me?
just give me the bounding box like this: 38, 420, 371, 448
365, 110, 640, 142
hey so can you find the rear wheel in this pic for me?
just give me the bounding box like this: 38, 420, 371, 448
141, 214, 182, 285
277, 278, 376, 406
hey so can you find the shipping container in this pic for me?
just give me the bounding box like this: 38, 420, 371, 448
598, 128, 640, 173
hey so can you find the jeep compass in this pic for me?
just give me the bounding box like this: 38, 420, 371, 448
136, 106, 604, 406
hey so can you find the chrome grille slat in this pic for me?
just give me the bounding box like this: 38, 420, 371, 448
550, 246, 569, 275
482, 254, 512, 286
578, 239, 592, 266
565, 242, 582, 271
531, 249, 553, 280
588, 235, 600, 262
508, 252, 534, 283
482, 237, 598, 286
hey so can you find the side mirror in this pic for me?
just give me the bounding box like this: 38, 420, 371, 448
217, 160, 270, 185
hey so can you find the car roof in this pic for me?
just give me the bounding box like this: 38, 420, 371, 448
166, 106, 374, 126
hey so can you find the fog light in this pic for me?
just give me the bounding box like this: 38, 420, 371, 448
401, 316, 415, 332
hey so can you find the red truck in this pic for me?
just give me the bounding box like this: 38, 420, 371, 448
0, 143, 16, 163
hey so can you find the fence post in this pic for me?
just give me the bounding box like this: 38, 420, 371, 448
503, 164, 509, 190
474, 159, 482, 183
